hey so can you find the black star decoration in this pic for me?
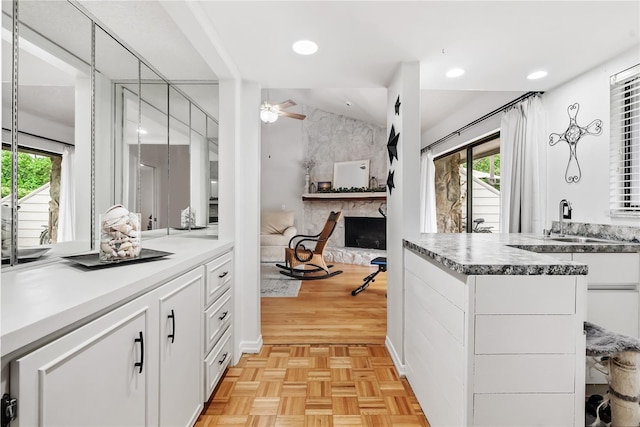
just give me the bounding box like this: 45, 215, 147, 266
387, 170, 395, 195
394, 95, 401, 116
387, 125, 399, 164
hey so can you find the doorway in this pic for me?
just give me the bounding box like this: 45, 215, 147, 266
139, 164, 157, 230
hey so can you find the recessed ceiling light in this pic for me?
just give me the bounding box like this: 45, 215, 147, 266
446, 68, 465, 78
527, 70, 548, 80
292, 40, 318, 55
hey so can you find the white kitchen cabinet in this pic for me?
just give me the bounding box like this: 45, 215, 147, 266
9, 260, 220, 427
203, 253, 233, 401
11, 293, 153, 427
404, 249, 586, 427
158, 267, 204, 427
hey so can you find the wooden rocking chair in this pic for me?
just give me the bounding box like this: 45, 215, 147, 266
276, 211, 343, 280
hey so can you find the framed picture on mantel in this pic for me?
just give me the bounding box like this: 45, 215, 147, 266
317, 181, 332, 192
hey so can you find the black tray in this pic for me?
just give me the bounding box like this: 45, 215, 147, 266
2, 247, 51, 264
62, 248, 173, 269
171, 226, 207, 230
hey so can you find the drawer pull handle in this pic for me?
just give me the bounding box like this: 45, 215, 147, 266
168, 309, 176, 344
134, 331, 144, 374
218, 311, 229, 321
218, 352, 228, 365
218, 271, 229, 279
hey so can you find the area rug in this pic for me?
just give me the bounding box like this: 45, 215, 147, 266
260, 263, 301, 297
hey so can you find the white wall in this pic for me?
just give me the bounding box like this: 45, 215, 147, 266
544, 47, 640, 228
260, 94, 386, 232
260, 97, 305, 229
386, 62, 421, 374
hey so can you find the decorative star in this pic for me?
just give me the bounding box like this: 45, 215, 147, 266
386, 170, 395, 195
549, 102, 602, 183
394, 95, 401, 116
387, 125, 399, 164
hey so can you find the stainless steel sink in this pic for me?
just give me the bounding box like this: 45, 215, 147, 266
549, 236, 616, 244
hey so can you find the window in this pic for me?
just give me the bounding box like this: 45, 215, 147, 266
434, 133, 501, 233
610, 64, 640, 216
1, 143, 60, 246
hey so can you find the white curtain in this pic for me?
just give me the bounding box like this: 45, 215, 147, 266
420, 149, 437, 232
58, 146, 75, 242
499, 95, 546, 233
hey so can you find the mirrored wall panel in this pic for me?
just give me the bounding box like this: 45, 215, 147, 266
2, 0, 220, 265
2, 0, 92, 264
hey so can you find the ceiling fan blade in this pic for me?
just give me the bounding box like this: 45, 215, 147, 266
279, 111, 306, 120
275, 99, 296, 109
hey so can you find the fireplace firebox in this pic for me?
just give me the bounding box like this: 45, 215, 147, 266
344, 217, 386, 250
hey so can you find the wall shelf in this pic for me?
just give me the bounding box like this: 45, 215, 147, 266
302, 192, 387, 201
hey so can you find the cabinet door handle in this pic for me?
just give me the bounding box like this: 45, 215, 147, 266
218, 271, 228, 279
218, 352, 228, 365
134, 331, 144, 374
218, 311, 229, 321
168, 309, 176, 344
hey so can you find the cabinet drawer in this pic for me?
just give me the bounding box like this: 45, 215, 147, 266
205, 252, 233, 307
204, 328, 232, 400
475, 275, 576, 314
573, 253, 640, 285
204, 289, 232, 354
473, 393, 575, 426
475, 315, 575, 354
474, 354, 575, 393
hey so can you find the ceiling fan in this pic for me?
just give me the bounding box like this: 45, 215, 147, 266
260, 99, 306, 123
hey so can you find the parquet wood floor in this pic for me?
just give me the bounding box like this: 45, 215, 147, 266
195, 263, 430, 426
195, 345, 430, 427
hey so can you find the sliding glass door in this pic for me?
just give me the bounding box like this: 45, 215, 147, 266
434, 133, 501, 233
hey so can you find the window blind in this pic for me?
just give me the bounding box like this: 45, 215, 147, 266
610, 64, 640, 216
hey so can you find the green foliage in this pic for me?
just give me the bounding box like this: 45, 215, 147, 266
317, 186, 383, 193
472, 155, 500, 174
1, 151, 52, 198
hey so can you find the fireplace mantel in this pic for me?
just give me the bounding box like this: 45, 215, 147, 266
302, 192, 386, 201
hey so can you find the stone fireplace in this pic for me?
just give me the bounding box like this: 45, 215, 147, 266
302, 194, 386, 265
345, 216, 386, 250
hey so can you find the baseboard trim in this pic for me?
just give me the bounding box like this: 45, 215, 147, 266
239, 335, 263, 355
385, 335, 406, 377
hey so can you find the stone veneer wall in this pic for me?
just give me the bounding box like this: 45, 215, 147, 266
303, 199, 387, 265
300, 106, 388, 265
302, 106, 387, 187
434, 152, 462, 233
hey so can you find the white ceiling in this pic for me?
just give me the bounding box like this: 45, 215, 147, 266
12, 1, 640, 141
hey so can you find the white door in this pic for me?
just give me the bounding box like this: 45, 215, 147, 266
158, 268, 203, 426
12, 300, 151, 426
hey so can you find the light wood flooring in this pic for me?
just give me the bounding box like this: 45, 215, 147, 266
261, 263, 387, 345
195, 263, 430, 426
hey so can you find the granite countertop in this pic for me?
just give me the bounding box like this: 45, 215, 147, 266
404, 233, 640, 276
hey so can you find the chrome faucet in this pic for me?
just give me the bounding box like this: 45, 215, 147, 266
558, 199, 572, 237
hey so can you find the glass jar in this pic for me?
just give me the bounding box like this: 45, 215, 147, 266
309, 182, 317, 193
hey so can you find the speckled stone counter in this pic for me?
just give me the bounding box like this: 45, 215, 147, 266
403, 233, 640, 276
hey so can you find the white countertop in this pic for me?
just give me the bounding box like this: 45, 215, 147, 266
1, 234, 233, 358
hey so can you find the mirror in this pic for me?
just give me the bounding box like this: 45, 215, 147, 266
139, 64, 169, 231
95, 25, 139, 236
207, 116, 219, 225
167, 86, 190, 230
333, 160, 370, 189
2, 1, 220, 265
2, 0, 92, 264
